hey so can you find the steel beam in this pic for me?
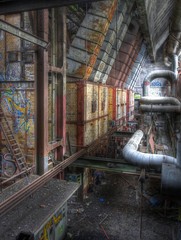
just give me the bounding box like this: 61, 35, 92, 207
0, 0, 104, 15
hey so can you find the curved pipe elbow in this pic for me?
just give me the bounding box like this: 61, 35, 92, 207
123, 147, 177, 169
143, 70, 177, 96
145, 70, 177, 83
122, 130, 177, 170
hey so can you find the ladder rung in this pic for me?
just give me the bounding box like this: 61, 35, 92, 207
12, 144, 18, 147
16, 157, 24, 161
13, 148, 20, 152
7, 136, 14, 139
18, 162, 26, 165
15, 153, 22, 156
17, 163, 25, 166
4, 132, 13, 135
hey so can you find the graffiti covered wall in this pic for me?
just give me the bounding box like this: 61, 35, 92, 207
0, 13, 36, 164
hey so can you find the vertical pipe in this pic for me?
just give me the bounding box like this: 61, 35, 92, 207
143, 81, 150, 96
177, 139, 181, 167
172, 54, 178, 77
36, 9, 49, 175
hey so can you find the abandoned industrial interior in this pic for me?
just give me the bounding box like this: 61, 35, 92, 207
0, 0, 181, 239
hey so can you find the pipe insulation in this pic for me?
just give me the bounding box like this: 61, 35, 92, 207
140, 105, 181, 113
122, 130, 177, 169
140, 97, 181, 106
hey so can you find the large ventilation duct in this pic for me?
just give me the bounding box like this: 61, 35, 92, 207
122, 130, 177, 169
139, 97, 181, 113
143, 70, 177, 96
140, 105, 181, 113
140, 96, 180, 106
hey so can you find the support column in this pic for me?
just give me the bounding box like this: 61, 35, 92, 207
57, 7, 67, 160
126, 90, 130, 122
112, 88, 116, 121
77, 82, 85, 151
36, 10, 49, 175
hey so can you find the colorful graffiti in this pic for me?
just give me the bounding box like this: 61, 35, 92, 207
1, 84, 34, 134
0, 153, 17, 177
35, 204, 67, 240
0, 83, 35, 159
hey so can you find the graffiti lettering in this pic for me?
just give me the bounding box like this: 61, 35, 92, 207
151, 81, 162, 87
37, 210, 65, 240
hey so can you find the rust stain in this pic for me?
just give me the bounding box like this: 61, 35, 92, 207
74, 64, 93, 80
89, 54, 97, 67
87, 31, 103, 44
108, 0, 118, 22
84, 66, 93, 80
94, 45, 100, 55
86, 42, 100, 56
69, 0, 118, 80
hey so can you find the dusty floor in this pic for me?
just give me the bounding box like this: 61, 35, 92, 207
65, 173, 181, 240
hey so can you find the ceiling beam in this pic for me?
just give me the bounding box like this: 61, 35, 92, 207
0, 0, 104, 14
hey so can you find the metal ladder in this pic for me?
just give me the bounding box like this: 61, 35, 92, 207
0, 104, 27, 172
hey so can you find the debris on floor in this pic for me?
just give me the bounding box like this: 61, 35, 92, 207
65, 173, 181, 240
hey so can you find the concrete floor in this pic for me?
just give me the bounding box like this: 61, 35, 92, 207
66, 173, 181, 240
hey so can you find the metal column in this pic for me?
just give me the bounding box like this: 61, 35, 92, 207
57, 7, 67, 163
36, 10, 49, 175
77, 82, 85, 151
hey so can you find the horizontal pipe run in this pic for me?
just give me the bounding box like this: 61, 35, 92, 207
140, 97, 181, 106
140, 104, 181, 113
